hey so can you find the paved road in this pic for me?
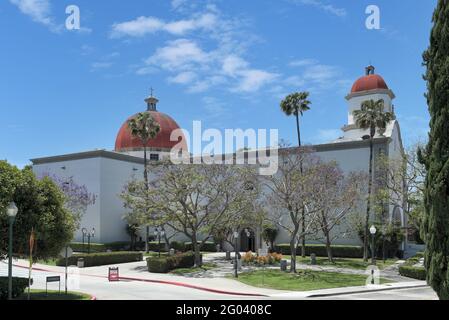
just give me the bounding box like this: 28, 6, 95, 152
0, 260, 271, 300
312, 287, 438, 300
1, 259, 437, 300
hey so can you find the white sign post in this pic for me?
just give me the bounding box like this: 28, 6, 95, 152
59, 246, 73, 294
258, 248, 269, 287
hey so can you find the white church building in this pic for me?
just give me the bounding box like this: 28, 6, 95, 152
31, 66, 406, 250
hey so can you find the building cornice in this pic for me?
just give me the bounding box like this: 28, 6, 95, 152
345, 88, 395, 100
31, 150, 145, 165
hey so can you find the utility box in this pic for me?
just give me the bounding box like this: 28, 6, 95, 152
280, 260, 287, 271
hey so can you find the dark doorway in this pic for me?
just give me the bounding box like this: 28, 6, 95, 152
240, 228, 256, 252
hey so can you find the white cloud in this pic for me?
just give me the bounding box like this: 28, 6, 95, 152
303, 64, 339, 83
146, 39, 210, 71
233, 69, 279, 93
291, 0, 347, 17
222, 55, 249, 76
110, 13, 217, 38
171, 0, 188, 10
9, 0, 56, 28
168, 71, 197, 84
289, 58, 318, 67
111, 16, 164, 38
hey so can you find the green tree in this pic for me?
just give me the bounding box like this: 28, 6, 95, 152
127, 112, 161, 253
280, 92, 311, 257
419, 0, 449, 300
0, 162, 75, 260
353, 99, 395, 261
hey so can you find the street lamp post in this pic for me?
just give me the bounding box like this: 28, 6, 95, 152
154, 228, 165, 258
370, 225, 377, 266
82, 228, 95, 254
7, 202, 19, 300
234, 231, 239, 278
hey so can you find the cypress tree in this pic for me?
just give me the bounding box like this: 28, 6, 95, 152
420, 0, 449, 300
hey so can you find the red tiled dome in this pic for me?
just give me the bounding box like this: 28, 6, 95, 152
115, 111, 187, 152
351, 74, 389, 93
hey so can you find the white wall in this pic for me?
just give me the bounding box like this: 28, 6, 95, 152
33, 158, 102, 242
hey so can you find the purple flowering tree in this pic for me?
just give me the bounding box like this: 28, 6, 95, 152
39, 173, 96, 228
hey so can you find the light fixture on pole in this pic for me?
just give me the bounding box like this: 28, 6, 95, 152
7, 202, 18, 300
154, 227, 165, 258
82, 228, 95, 254
233, 231, 239, 278
370, 225, 377, 265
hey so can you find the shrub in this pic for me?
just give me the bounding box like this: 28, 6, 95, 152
147, 252, 199, 273
0, 277, 30, 300
184, 241, 216, 252
274, 244, 363, 258
69, 242, 107, 253
398, 253, 427, 280
56, 252, 143, 267
242, 251, 256, 264
148, 241, 167, 252
170, 241, 186, 252
106, 242, 132, 251
399, 265, 426, 280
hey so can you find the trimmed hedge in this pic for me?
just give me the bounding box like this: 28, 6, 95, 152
274, 244, 364, 258
147, 252, 198, 273
170, 241, 186, 252
56, 252, 143, 267
399, 265, 426, 280
148, 241, 168, 252
69, 242, 108, 253
0, 277, 30, 300
185, 241, 216, 252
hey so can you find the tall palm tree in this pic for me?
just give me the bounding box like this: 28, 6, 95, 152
127, 112, 161, 253
280, 92, 311, 258
353, 99, 395, 261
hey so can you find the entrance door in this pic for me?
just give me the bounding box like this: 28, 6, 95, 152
240, 228, 255, 252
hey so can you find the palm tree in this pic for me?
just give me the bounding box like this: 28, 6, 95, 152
127, 112, 161, 253
353, 99, 395, 261
280, 92, 311, 258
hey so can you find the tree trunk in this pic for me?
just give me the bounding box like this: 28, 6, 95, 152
295, 113, 307, 258
290, 224, 300, 273
364, 137, 375, 261
290, 237, 297, 273
192, 234, 202, 267
325, 231, 333, 263
143, 145, 150, 254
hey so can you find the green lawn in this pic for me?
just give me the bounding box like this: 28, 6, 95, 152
283, 256, 397, 270
16, 290, 92, 300
170, 263, 218, 275
234, 270, 391, 291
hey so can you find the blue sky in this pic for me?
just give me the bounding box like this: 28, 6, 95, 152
0, 0, 436, 167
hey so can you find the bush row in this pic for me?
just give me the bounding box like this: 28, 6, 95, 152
0, 277, 30, 300
147, 252, 198, 273
274, 244, 364, 258
398, 265, 426, 280
56, 252, 143, 267
69, 241, 217, 253
184, 242, 216, 252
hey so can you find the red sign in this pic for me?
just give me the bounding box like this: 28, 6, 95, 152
108, 267, 119, 282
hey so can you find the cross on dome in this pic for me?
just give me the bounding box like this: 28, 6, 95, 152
145, 87, 159, 111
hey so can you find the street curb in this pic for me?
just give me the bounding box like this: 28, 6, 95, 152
305, 284, 429, 298
119, 276, 268, 297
